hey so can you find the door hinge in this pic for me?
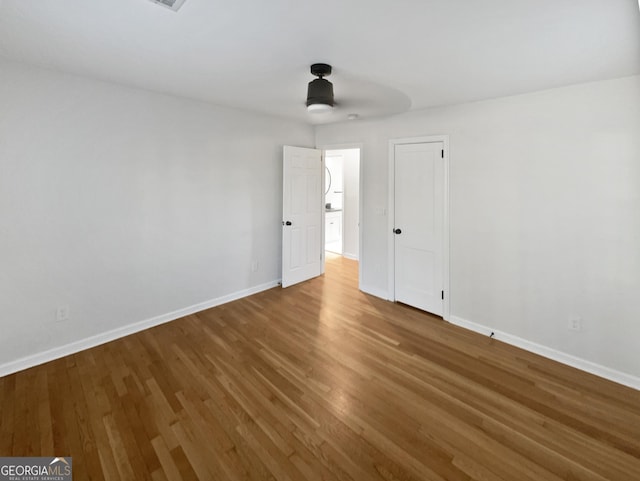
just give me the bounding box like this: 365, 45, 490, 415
441, 290, 444, 300
441, 149, 444, 158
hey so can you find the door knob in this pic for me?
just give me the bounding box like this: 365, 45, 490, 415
283, 221, 292, 226
394, 228, 402, 234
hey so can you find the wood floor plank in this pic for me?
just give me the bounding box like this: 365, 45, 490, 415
151, 435, 185, 481
1, 255, 639, 480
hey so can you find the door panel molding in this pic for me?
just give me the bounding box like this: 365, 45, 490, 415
388, 135, 450, 320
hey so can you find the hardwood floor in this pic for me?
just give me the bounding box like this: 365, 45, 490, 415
1, 255, 639, 480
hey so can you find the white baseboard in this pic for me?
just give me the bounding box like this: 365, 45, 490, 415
449, 315, 640, 391
0, 279, 281, 378
343, 252, 359, 261
359, 284, 390, 301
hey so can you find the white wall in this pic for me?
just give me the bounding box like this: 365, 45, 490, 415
0, 59, 314, 370
324, 155, 344, 210
316, 75, 640, 381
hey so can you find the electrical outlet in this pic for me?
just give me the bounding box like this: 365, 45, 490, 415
568, 317, 582, 331
251, 261, 259, 272
56, 305, 70, 322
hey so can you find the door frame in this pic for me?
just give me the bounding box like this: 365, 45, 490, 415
388, 135, 450, 320
317, 143, 363, 289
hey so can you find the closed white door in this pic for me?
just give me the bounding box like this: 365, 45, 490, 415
393, 142, 444, 315
282, 146, 323, 288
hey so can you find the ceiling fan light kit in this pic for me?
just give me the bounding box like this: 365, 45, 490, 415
306, 63, 334, 113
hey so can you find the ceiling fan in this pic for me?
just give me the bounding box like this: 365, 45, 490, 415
306, 63, 334, 113
304, 63, 406, 121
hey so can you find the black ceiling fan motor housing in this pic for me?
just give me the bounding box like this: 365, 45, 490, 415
306, 78, 334, 107
307, 63, 334, 107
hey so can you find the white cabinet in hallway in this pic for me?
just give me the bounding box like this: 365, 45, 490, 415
325, 210, 342, 253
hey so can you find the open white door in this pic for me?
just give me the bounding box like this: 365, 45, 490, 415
282, 146, 323, 288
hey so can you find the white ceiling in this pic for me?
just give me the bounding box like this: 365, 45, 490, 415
1, 0, 639, 124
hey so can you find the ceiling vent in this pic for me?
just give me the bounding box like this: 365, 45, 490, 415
147, 0, 187, 12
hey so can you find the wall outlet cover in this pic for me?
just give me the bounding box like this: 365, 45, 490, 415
56, 305, 70, 322
568, 317, 582, 331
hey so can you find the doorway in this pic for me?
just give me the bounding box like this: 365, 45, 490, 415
323, 148, 360, 260
321, 147, 361, 287
281, 144, 362, 290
